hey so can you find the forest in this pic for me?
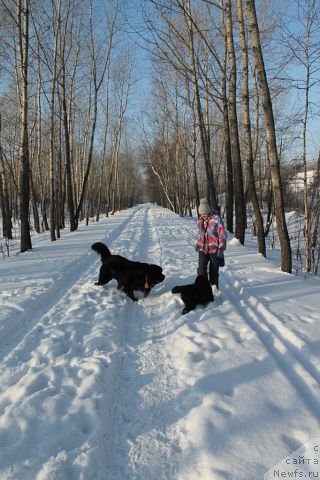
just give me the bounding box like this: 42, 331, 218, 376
0, 0, 319, 274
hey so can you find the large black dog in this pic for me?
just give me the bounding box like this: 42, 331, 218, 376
92, 242, 165, 301
172, 275, 214, 314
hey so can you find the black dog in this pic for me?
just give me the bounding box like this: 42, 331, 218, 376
172, 275, 214, 314
92, 242, 165, 301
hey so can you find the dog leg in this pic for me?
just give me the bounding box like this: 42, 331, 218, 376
123, 286, 138, 301
182, 306, 194, 314
116, 282, 124, 290
95, 269, 112, 286
182, 301, 197, 314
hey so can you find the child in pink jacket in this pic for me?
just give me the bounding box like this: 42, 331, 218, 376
196, 198, 227, 289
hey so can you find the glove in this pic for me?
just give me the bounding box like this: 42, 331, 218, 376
217, 250, 225, 267
194, 240, 199, 252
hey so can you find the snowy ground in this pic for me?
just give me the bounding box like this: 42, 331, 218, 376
0, 203, 320, 480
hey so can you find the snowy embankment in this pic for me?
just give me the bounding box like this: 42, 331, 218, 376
0, 204, 320, 480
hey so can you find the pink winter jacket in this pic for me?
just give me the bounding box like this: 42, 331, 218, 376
196, 211, 227, 254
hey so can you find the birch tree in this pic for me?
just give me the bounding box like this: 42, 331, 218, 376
74, 1, 109, 227
221, 7, 234, 233
0, 113, 13, 239
245, 0, 292, 273
58, 0, 78, 231
16, 0, 32, 251
96, 7, 118, 220
48, 0, 61, 241
225, 0, 246, 244
237, 0, 265, 255
183, 0, 218, 210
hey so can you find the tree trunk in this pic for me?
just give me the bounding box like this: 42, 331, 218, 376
96, 12, 116, 221
0, 114, 13, 239
49, 0, 61, 241
30, 175, 40, 233
61, 64, 76, 231
190, 100, 199, 214
222, 11, 233, 233
17, 0, 32, 252
237, 0, 265, 256
301, 0, 313, 273
311, 151, 320, 273
225, 0, 246, 244
246, 0, 292, 273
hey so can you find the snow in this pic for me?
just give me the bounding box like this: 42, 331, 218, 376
292, 170, 316, 191
0, 203, 320, 480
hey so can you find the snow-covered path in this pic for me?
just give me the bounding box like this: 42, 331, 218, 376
0, 204, 320, 479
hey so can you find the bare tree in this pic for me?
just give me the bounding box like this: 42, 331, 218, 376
108, 51, 132, 214
75, 0, 109, 227
237, 0, 265, 255
183, 0, 218, 210
0, 113, 13, 239
245, 0, 292, 273
284, 0, 320, 272
15, 0, 32, 251
311, 150, 320, 274
58, 0, 78, 231
221, 7, 234, 233
143, 0, 221, 210
225, 0, 246, 243
96, 6, 118, 220
48, 0, 61, 241
301, 0, 313, 272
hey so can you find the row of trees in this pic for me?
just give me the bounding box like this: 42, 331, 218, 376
138, 0, 320, 274
0, 0, 143, 252
0, 0, 319, 274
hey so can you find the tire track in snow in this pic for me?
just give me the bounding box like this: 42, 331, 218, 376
153, 209, 196, 250
0, 207, 145, 400
0, 208, 141, 363
224, 271, 320, 420
0, 206, 158, 479
105, 205, 182, 479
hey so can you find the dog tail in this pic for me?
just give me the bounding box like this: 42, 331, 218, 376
91, 242, 111, 259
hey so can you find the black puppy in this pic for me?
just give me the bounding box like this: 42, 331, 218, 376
92, 242, 165, 301
172, 275, 214, 314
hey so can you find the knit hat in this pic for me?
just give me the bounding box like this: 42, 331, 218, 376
199, 198, 211, 215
